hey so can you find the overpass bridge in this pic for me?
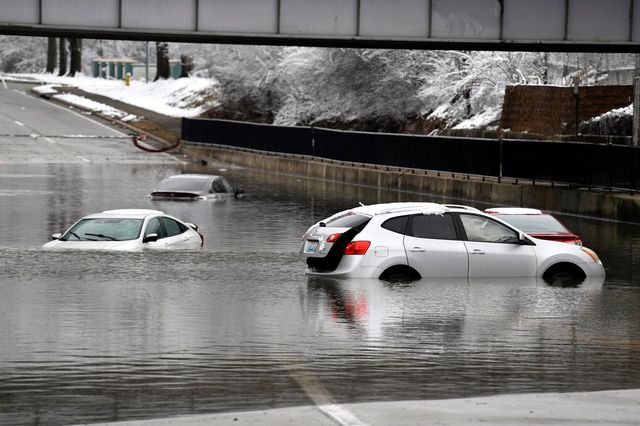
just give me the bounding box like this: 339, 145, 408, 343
1, 0, 640, 52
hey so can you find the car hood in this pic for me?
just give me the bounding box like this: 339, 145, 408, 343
42, 240, 139, 251
150, 191, 201, 199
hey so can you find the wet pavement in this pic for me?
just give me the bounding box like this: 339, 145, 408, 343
1, 81, 640, 425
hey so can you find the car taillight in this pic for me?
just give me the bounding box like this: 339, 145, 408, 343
344, 241, 371, 255
327, 233, 342, 243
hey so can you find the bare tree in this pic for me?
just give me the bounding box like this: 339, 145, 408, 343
68, 38, 82, 77
46, 37, 56, 73
58, 38, 67, 76
154, 42, 170, 80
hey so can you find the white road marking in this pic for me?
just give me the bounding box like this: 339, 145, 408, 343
76, 156, 91, 163
13, 120, 25, 127
11, 88, 185, 164
43, 137, 56, 144
287, 364, 369, 426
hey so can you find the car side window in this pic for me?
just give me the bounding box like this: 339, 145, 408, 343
459, 214, 519, 243
161, 217, 187, 237
407, 213, 458, 240
145, 218, 166, 239
381, 216, 409, 234
211, 179, 227, 193
221, 178, 234, 193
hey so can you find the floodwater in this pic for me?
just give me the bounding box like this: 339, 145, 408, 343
1, 158, 640, 425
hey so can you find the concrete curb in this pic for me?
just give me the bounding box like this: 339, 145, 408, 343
29, 85, 177, 148
78, 388, 640, 426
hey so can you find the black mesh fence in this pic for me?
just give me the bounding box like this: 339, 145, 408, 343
501, 139, 640, 189
182, 118, 640, 190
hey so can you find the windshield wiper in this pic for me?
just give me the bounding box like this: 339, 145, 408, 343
68, 231, 81, 240
84, 233, 117, 241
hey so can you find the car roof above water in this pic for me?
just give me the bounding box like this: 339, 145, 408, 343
338, 202, 480, 218
85, 209, 165, 219
162, 174, 221, 181
485, 207, 544, 215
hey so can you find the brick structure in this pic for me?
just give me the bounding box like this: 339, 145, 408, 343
500, 85, 633, 136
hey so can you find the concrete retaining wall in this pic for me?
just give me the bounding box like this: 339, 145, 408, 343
500, 85, 633, 136
182, 142, 640, 223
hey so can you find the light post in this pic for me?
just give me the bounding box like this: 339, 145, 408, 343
145, 41, 150, 83
573, 77, 580, 141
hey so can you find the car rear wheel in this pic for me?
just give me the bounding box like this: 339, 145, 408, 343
379, 265, 421, 283
543, 263, 586, 287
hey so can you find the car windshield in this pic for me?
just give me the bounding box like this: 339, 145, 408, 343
61, 218, 143, 241
493, 214, 569, 233
156, 177, 209, 192
323, 212, 370, 228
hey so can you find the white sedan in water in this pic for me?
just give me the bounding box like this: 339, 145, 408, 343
43, 209, 203, 251
299, 202, 605, 284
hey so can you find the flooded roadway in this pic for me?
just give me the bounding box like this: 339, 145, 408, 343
1, 82, 640, 425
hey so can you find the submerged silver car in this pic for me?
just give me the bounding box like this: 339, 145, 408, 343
150, 174, 242, 200
299, 202, 605, 284
43, 209, 204, 251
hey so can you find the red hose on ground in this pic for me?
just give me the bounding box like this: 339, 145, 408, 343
131, 134, 181, 153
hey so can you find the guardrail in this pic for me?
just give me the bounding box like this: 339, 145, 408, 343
182, 117, 640, 192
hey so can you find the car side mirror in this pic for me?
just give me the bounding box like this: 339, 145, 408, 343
143, 233, 158, 243
518, 232, 534, 245
51, 233, 62, 240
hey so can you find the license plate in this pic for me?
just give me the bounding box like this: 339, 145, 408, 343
305, 240, 319, 253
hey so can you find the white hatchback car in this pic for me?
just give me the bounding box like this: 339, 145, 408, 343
43, 209, 203, 251
299, 203, 605, 283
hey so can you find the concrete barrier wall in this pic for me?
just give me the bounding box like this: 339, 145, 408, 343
182, 142, 640, 223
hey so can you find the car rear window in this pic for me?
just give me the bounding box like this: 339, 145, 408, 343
493, 214, 568, 233
407, 214, 458, 240
324, 212, 370, 228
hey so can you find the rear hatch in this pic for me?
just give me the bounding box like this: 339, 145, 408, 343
300, 211, 371, 272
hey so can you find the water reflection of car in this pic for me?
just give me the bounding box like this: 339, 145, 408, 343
299, 202, 604, 283
43, 209, 203, 250
149, 174, 242, 200
485, 207, 582, 245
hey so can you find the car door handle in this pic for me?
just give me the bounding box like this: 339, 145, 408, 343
470, 249, 485, 255
409, 247, 426, 252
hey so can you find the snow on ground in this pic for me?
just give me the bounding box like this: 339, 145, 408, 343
6, 73, 220, 118
54, 93, 141, 122
453, 106, 501, 130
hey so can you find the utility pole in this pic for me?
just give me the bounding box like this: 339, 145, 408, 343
573, 77, 580, 140
634, 77, 640, 146
145, 41, 150, 83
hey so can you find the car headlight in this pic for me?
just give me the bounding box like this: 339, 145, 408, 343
580, 246, 601, 264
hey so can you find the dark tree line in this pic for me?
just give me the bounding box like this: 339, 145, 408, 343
46, 36, 82, 76
45, 37, 190, 80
